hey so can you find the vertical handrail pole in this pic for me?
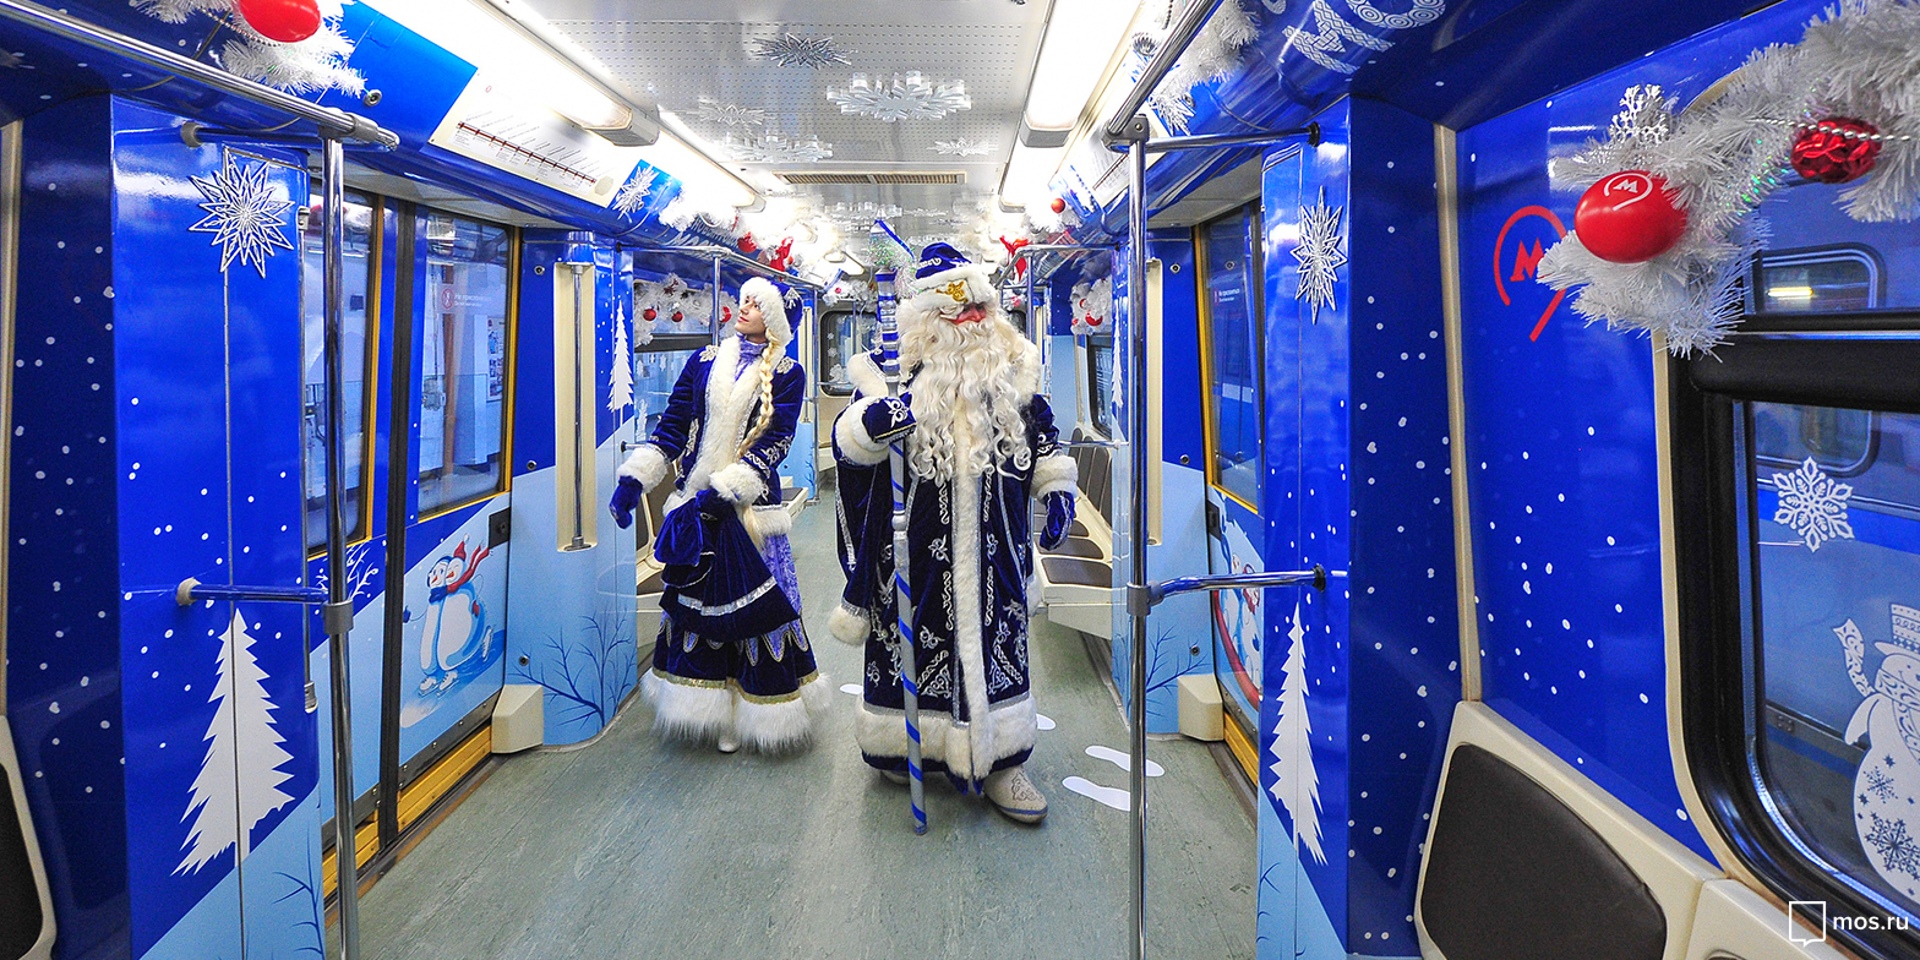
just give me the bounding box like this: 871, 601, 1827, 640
566, 262, 589, 551
874, 268, 927, 835
710, 254, 723, 346
320, 136, 362, 960
1124, 118, 1151, 960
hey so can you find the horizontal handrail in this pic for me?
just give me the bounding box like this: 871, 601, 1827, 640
0, 0, 398, 147
1148, 564, 1328, 607
1101, 0, 1229, 141
175, 577, 326, 607
626, 245, 825, 292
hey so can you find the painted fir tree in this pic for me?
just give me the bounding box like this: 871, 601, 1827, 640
177, 610, 295, 874
608, 299, 634, 413
1267, 598, 1325, 863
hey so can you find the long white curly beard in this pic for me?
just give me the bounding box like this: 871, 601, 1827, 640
897, 301, 1040, 485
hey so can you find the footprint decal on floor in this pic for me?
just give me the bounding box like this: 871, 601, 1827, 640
1086, 745, 1164, 777
839, 683, 861, 695
1036, 713, 1056, 731
1063, 776, 1130, 811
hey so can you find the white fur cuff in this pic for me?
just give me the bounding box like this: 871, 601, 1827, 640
618, 443, 671, 490
1032, 453, 1078, 499
833, 397, 893, 466
828, 602, 870, 645
709, 462, 767, 504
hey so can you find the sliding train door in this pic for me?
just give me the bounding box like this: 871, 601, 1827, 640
1197, 201, 1278, 772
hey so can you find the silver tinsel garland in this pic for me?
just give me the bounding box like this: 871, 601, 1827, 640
1538, 0, 1920, 356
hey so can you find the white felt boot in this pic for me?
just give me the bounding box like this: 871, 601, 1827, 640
984, 765, 1047, 824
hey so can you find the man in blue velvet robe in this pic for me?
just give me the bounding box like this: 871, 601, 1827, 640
829, 244, 1078, 822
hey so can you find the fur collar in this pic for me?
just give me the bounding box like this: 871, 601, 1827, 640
682, 337, 763, 496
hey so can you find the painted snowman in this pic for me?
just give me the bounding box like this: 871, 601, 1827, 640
417, 539, 493, 694
1838, 603, 1920, 903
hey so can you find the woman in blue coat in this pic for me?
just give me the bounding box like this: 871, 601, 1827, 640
608, 277, 825, 753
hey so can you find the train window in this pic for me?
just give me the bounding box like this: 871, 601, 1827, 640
1753, 246, 1882, 315
633, 345, 704, 436
416, 211, 513, 516
1087, 335, 1116, 438
818, 308, 875, 397
1675, 320, 1920, 957
300, 191, 380, 552
1197, 206, 1265, 510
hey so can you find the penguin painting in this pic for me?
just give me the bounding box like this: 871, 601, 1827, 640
413, 538, 494, 694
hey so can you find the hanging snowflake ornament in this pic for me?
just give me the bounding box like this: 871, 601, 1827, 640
1146, 0, 1259, 133
931, 138, 994, 157
690, 97, 768, 129
721, 133, 834, 164
751, 32, 851, 69
826, 73, 971, 122
1292, 186, 1346, 324
613, 171, 654, 217
188, 153, 297, 277
1539, 2, 1920, 356
1771, 457, 1856, 552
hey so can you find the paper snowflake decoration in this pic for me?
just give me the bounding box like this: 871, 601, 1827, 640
751, 32, 850, 68
1771, 457, 1855, 552
826, 73, 971, 122
1291, 187, 1346, 324
613, 174, 653, 216
188, 154, 296, 277
1608, 84, 1674, 146
722, 133, 834, 164
690, 97, 767, 128
931, 138, 994, 157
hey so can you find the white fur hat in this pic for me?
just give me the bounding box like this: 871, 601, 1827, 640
738, 276, 792, 348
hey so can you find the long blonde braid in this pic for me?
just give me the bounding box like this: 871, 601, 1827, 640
736, 349, 779, 456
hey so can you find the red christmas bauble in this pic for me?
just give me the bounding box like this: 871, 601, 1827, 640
737, 234, 758, 255
1087, 315, 1103, 327
1049, 198, 1067, 214
1573, 170, 1688, 264
236, 0, 322, 43
1791, 118, 1881, 184
721, 306, 732, 322
642, 308, 657, 322
671, 310, 683, 323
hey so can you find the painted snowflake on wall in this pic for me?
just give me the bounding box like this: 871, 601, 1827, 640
188, 154, 296, 277
690, 97, 768, 128
931, 138, 994, 157
1772, 457, 1855, 552
751, 32, 851, 68
1292, 186, 1346, 324
826, 73, 971, 122
722, 133, 834, 164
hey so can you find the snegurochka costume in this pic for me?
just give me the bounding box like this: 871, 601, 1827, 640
829, 243, 1078, 823
609, 276, 827, 753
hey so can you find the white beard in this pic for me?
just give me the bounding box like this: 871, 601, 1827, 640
897, 302, 1041, 484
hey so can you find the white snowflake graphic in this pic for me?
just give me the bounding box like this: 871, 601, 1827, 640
1771, 457, 1855, 552
931, 138, 994, 157
188, 154, 296, 277
1868, 767, 1900, 803
690, 97, 767, 128
1865, 813, 1920, 879
721, 133, 833, 164
826, 73, 971, 122
1607, 84, 1675, 146
613, 174, 652, 216
751, 32, 851, 68
1292, 186, 1346, 324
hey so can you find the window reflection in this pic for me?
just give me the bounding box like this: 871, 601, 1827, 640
1201, 209, 1264, 509
417, 212, 511, 515
300, 192, 378, 551
1088, 336, 1115, 438
819, 308, 876, 397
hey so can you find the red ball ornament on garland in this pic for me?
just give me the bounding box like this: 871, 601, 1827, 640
1791, 118, 1882, 184
1049, 197, 1067, 214
642, 307, 657, 322
1574, 170, 1688, 264
236, 0, 322, 44
737, 234, 758, 255
671, 310, 684, 323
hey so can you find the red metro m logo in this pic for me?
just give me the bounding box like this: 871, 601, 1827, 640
1493, 205, 1568, 341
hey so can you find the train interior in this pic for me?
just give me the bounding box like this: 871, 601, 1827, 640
1, 0, 1919, 959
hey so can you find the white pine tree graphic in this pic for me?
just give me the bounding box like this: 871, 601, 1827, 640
1267, 598, 1325, 863
608, 299, 634, 413
177, 610, 295, 874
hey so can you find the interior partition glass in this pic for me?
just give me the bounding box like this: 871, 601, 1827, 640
417, 211, 511, 515
819, 308, 876, 396
300, 191, 379, 551
1200, 208, 1264, 509
1087, 335, 1116, 438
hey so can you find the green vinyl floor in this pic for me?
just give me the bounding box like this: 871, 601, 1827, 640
340, 491, 1255, 960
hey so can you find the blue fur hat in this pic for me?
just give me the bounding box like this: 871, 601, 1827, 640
907, 241, 995, 307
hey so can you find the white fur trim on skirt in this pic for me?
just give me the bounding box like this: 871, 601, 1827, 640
640, 668, 831, 753
855, 692, 1037, 782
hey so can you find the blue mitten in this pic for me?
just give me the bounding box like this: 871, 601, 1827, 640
1040, 491, 1076, 550
609, 476, 643, 529
861, 394, 916, 444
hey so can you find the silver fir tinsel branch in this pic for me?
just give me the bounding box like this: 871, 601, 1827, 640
1539, 0, 1920, 356
130, 0, 364, 96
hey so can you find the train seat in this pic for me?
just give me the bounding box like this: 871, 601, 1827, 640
1415, 702, 1718, 960
1036, 434, 1118, 637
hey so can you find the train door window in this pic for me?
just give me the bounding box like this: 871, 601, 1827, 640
1087, 335, 1116, 437
1675, 272, 1920, 955
819, 307, 875, 396
1197, 205, 1264, 509
416, 211, 512, 515
1753, 246, 1883, 315
300, 191, 380, 551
